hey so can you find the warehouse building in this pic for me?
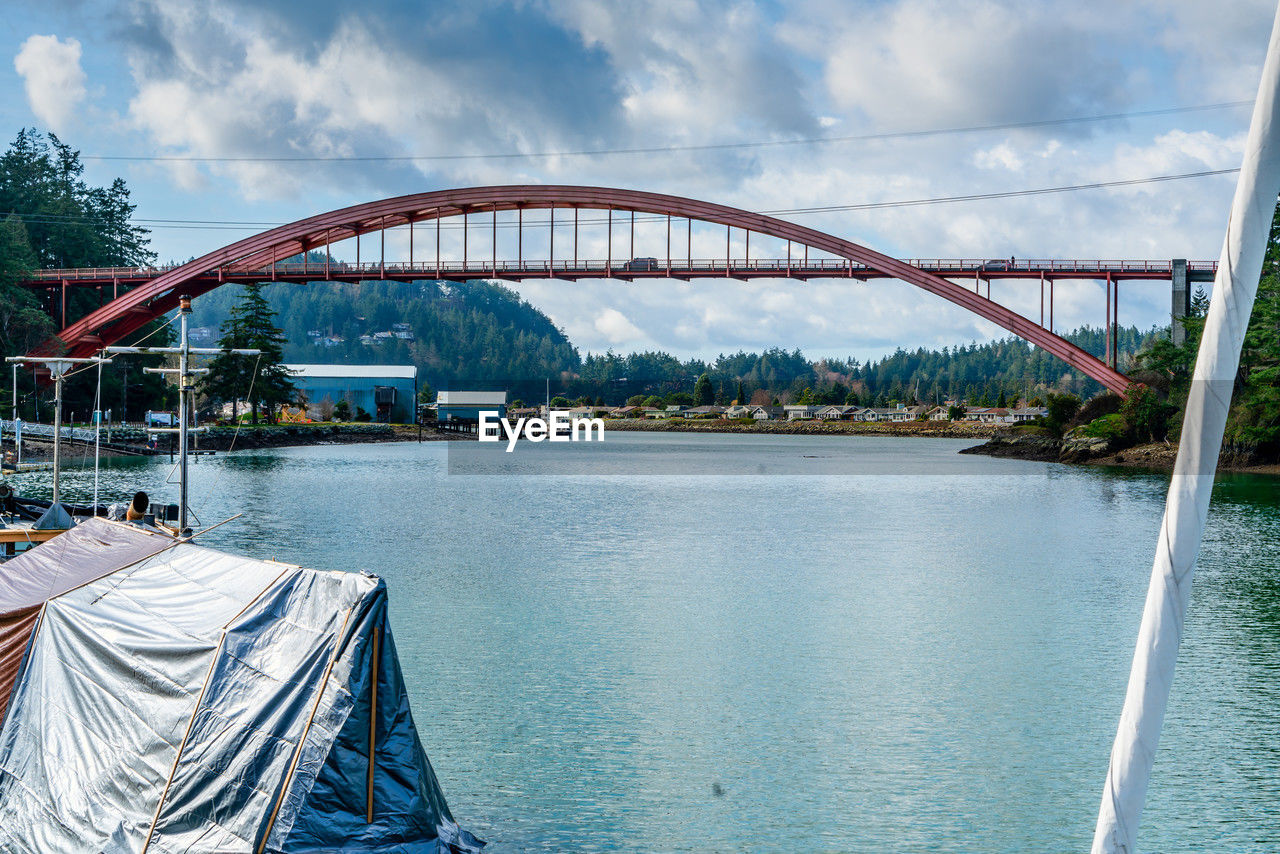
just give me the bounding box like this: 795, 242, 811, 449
284, 364, 417, 423
436, 390, 507, 424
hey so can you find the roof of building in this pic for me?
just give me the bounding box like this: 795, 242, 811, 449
437, 390, 508, 405
284, 363, 417, 380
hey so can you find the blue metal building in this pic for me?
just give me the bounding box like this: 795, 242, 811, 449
285, 364, 417, 423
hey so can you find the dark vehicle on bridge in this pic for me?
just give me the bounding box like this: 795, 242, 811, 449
622, 257, 659, 271
980, 259, 1011, 272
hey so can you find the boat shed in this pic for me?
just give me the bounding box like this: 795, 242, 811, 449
284, 364, 417, 424
436, 391, 507, 424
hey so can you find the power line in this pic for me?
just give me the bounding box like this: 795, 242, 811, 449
763, 168, 1241, 214
78, 100, 1252, 164
0, 166, 1241, 236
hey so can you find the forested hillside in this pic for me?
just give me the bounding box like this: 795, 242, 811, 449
569, 325, 1156, 407
189, 279, 581, 398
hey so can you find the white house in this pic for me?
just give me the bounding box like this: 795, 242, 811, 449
785, 405, 819, 421
1009, 406, 1048, 422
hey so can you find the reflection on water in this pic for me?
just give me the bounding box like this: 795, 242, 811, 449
7, 433, 1278, 852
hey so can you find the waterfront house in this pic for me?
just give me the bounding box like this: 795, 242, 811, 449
724, 404, 753, 419
816, 405, 846, 420
964, 407, 1010, 423
926, 405, 950, 421
610, 405, 643, 418
785, 405, 820, 421
1009, 406, 1048, 422
684, 406, 726, 419
750, 406, 785, 420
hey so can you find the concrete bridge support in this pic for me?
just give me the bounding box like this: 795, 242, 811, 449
1171, 258, 1190, 346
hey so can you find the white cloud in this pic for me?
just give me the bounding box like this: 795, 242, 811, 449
56, 0, 1267, 362
14, 34, 87, 134
973, 142, 1024, 172
593, 308, 646, 346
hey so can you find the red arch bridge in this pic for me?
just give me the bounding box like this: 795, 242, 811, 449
22, 185, 1216, 396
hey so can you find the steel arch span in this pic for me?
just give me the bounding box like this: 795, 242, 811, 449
54, 185, 1132, 394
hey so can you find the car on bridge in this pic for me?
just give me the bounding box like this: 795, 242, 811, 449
622, 257, 659, 271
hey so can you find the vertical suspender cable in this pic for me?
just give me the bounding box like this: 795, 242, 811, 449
1092, 6, 1280, 852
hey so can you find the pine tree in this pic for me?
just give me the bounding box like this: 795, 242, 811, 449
735, 380, 745, 405
0, 214, 50, 357
201, 284, 295, 424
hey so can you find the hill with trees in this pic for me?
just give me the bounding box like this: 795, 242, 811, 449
188, 278, 581, 402
0, 129, 170, 421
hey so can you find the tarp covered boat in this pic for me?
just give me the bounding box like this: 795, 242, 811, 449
0, 518, 481, 853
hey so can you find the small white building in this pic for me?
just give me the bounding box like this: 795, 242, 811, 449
1009, 406, 1048, 422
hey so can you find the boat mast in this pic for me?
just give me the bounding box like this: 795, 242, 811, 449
105, 295, 260, 534
1092, 6, 1280, 851
4, 356, 112, 509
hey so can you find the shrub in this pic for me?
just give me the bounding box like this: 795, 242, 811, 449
1043, 392, 1082, 435
1121, 383, 1176, 443
1078, 413, 1128, 440
1071, 392, 1123, 429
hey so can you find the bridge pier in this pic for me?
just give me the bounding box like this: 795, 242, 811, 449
1171, 258, 1190, 346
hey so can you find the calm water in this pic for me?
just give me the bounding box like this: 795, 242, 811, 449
11, 434, 1280, 852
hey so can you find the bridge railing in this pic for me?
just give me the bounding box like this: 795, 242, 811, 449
27, 258, 1218, 281
26, 264, 182, 281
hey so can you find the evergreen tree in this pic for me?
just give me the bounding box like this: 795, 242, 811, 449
1190, 286, 1210, 317
693, 372, 714, 405
735, 380, 746, 405
201, 283, 295, 424
0, 214, 51, 358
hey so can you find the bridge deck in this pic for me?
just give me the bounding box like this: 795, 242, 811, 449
24, 258, 1217, 287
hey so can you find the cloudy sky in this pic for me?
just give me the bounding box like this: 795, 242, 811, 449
2, 0, 1276, 362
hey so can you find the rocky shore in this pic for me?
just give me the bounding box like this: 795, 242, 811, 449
961, 429, 1280, 475
190, 423, 460, 450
